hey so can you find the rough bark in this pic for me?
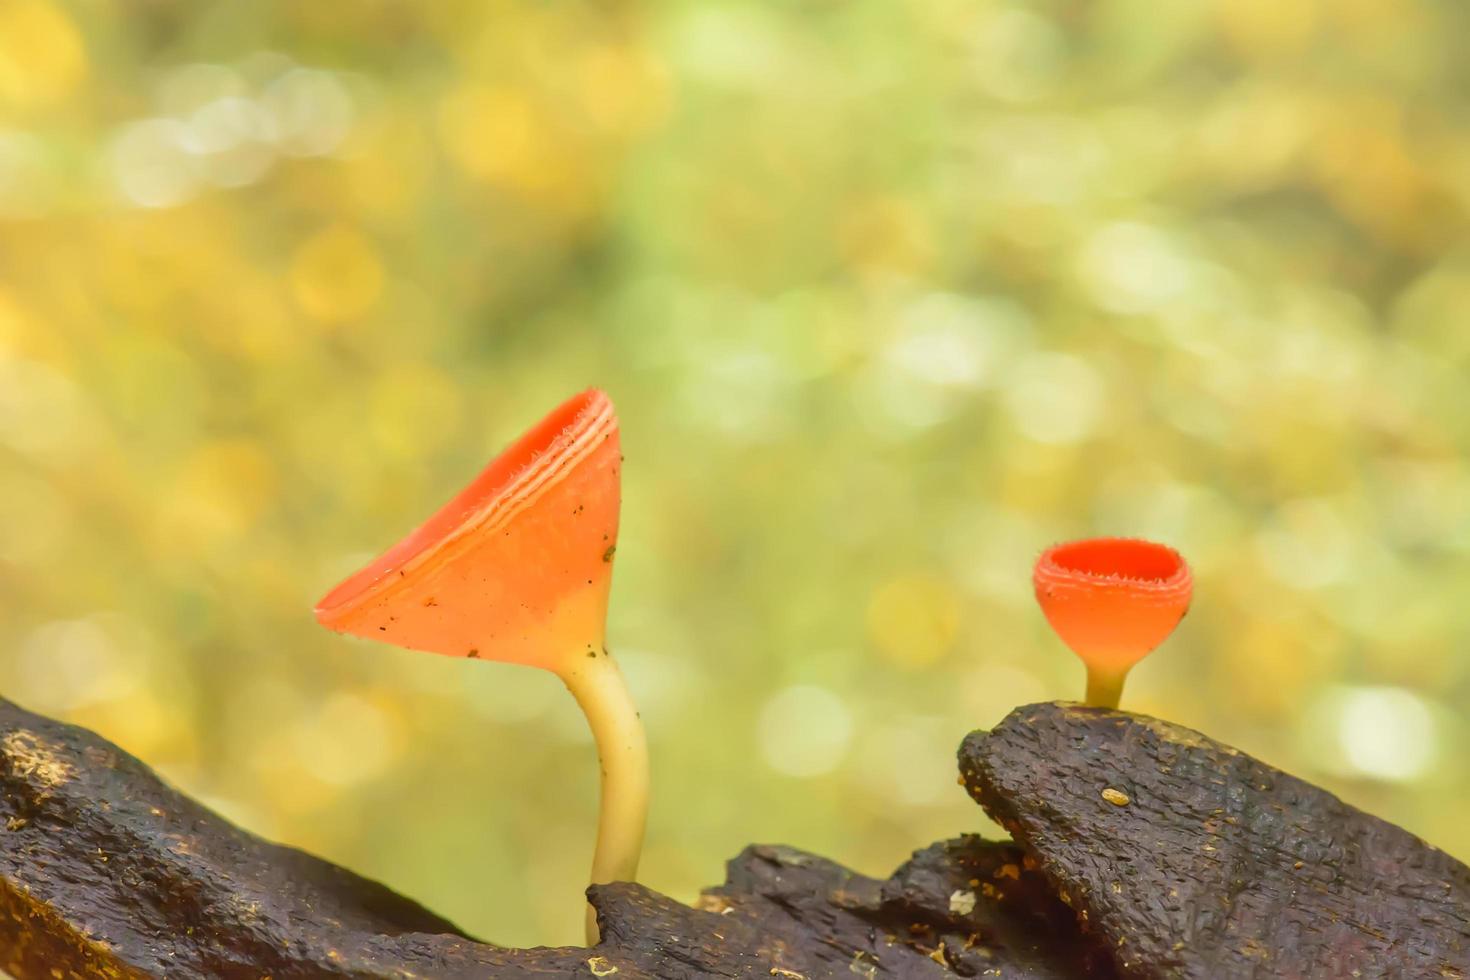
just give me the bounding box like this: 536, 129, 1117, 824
959, 701, 1470, 979
0, 697, 1099, 979
4, 695, 1467, 979
698, 838, 1112, 978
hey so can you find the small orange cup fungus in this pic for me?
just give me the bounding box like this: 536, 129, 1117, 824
1033, 537, 1192, 709
314, 388, 646, 946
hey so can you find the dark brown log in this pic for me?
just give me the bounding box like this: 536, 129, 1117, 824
0, 697, 1091, 979
959, 701, 1470, 980
699, 838, 1111, 978
7, 694, 1468, 979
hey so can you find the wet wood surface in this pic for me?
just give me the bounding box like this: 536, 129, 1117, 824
3, 695, 1465, 978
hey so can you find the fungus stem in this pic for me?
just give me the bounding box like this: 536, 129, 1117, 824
559, 648, 649, 946
1084, 666, 1128, 710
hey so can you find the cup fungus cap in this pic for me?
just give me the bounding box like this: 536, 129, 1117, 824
1033, 537, 1192, 674
314, 388, 621, 671
314, 388, 645, 946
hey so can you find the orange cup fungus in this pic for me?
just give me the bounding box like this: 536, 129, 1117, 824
315, 388, 646, 946
1033, 537, 1192, 709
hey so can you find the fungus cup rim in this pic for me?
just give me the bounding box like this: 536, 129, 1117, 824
313, 387, 615, 624
1034, 537, 1191, 599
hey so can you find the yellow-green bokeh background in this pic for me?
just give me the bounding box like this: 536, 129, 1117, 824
3, 0, 1469, 950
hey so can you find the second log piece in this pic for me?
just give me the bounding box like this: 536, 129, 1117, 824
702, 837, 1112, 978
959, 702, 1470, 980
